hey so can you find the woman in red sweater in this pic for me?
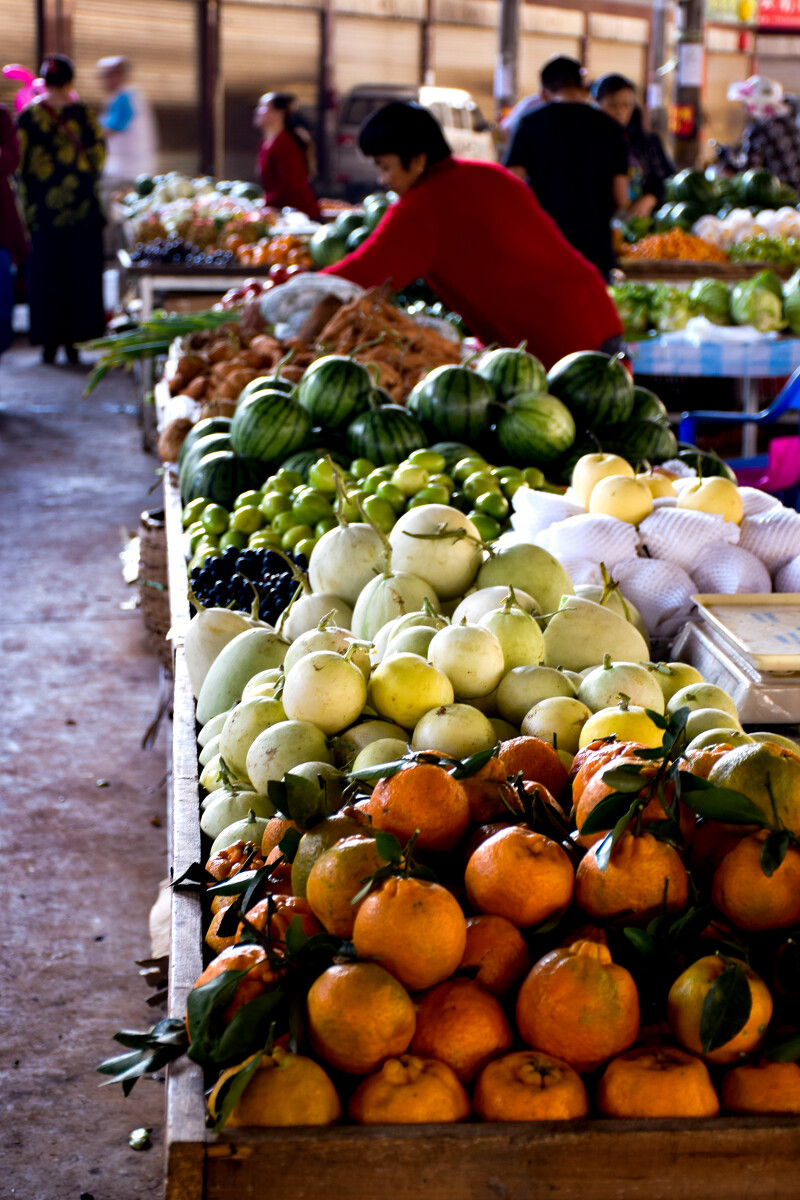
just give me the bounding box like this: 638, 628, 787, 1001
255, 92, 320, 219
323, 102, 622, 368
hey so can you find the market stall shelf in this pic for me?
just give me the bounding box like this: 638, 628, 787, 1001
160, 472, 800, 1200
626, 336, 800, 457
619, 261, 797, 283
118, 251, 274, 321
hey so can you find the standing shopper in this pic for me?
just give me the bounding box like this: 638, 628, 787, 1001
0, 102, 27, 353
322, 102, 622, 368
729, 75, 800, 193
16, 55, 106, 364
592, 74, 674, 218
504, 56, 629, 279
255, 92, 320, 219
96, 56, 157, 206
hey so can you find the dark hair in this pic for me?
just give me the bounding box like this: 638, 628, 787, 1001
263, 91, 296, 113
358, 102, 451, 169
41, 54, 74, 88
592, 73, 636, 102
540, 56, 583, 95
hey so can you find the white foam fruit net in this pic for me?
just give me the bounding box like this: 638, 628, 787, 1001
614, 558, 698, 639
637, 508, 739, 572
739, 487, 782, 518
689, 542, 772, 594
556, 557, 604, 587
536, 514, 639, 569
774, 553, 800, 592
738, 509, 800, 570
511, 489, 584, 540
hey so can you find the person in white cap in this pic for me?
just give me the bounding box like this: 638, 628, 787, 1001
728, 74, 800, 192
96, 56, 157, 198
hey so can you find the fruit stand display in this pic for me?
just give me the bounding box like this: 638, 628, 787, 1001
97, 294, 800, 1197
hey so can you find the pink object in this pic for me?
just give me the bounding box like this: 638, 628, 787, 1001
2, 64, 44, 112
734, 436, 800, 493
2, 63, 78, 112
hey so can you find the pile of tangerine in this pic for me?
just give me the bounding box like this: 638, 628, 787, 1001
191, 734, 800, 1127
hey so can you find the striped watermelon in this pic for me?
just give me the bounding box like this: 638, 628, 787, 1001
407, 364, 496, 442
239, 373, 294, 403
178, 432, 232, 498
475, 345, 547, 399
346, 403, 426, 465
295, 355, 372, 429
230, 388, 312, 465
177, 417, 231, 470
607, 418, 678, 464
631, 386, 669, 423
184, 451, 265, 509
494, 393, 576, 465
547, 351, 634, 427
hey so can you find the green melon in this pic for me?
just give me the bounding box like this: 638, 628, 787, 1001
230, 389, 312, 465
547, 351, 635, 427
184, 451, 265, 509
407, 364, 496, 442
295, 355, 372, 429
494, 393, 576, 465
475, 345, 547, 399
346, 403, 427, 465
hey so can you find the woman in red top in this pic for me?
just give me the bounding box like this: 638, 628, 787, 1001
255, 92, 320, 219
323, 103, 622, 368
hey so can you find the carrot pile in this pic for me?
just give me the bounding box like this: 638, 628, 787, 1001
622, 230, 728, 263
316, 286, 462, 400
168, 286, 461, 414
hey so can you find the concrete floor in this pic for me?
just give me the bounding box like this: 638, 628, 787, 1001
1, 343, 168, 1199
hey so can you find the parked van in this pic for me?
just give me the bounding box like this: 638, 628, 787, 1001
334, 83, 495, 196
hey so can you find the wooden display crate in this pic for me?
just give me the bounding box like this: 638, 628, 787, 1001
162, 475, 800, 1200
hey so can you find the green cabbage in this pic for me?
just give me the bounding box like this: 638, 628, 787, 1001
730, 281, 786, 332
751, 268, 784, 300
649, 284, 691, 333
688, 278, 731, 325
609, 284, 652, 338
783, 270, 800, 335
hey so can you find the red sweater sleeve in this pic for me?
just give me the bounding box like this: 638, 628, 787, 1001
322, 194, 436, 291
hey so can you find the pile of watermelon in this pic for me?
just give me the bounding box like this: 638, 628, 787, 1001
178, 346, 678, 508
179, 356, 428, 509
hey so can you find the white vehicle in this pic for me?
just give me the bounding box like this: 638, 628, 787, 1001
334, 83, 495, 196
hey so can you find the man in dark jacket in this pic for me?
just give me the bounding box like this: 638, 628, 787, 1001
504, 55, 629, 279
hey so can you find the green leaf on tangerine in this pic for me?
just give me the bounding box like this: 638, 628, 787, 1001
699, 962, 753, 1055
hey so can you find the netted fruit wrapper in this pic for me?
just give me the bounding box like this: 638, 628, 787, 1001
658, 459, 697, 479
556, 557, 604, 587
637, 508, 739, 572
510, 488, 584, 540
689, 542, 772, 595
535, 514, 640, 569
738, 508, 800, 571
739, 487, 782, 518
774, 554, 800, 592
614, 558, 698, 639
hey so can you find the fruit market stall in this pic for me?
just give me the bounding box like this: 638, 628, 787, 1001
97, 306, 800, 1197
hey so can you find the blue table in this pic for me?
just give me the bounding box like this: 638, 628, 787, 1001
626, 336, 800, 456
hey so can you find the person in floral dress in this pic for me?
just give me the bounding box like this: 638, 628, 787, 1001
729, 75, 800, 194
16, 54, 106, 364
